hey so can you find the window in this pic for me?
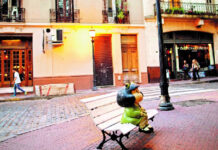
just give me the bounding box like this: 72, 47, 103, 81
1, 0, 20, 15
207, 0, 212, 3
2, 0, 8, 14
57, 0, 73, 17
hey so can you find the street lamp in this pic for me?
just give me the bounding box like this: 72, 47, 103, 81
156, 0, 174, 111
89, 29, 97, 91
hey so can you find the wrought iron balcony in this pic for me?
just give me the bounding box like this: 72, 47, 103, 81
50, 9, 80, 23
102, 10, 130, 24
154, 2, 218, 17
0, 7, 25, 22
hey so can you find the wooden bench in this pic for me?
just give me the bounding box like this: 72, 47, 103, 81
81, 92, 158, 150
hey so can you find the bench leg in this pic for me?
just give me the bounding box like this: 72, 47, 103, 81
97, 131, 129, 150
97, 130, 106, 149
115, 134, 128, 150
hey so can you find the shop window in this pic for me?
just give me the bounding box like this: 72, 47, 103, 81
177, 44, 213, 71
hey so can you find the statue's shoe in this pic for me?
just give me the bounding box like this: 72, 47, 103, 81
147, 124, 154, 132
139, 126, 153, 133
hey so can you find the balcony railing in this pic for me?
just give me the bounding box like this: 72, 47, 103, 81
0, 7, 25, 22
102, 10, 130, 24
50, 9, 80, 23
154, 2, 218, 16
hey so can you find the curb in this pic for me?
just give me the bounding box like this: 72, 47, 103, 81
171, 79, 218, 85
0, 95, 70, 103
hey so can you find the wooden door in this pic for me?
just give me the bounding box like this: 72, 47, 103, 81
121, 35, 139, 83
0, 49, 33, 87
3, 50, 11, 87
94, 35, 113, 86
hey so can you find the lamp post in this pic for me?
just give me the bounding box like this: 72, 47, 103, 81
89, 29, 97, 91
156, 0, 174, 111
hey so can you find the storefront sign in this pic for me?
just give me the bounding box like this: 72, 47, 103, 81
178, 44, 208, 51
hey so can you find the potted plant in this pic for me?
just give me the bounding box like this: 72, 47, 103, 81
165, 8, 172, 14
171, 7, 185, 14
117, 10, 124, 23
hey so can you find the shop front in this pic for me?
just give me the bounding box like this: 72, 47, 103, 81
163, 31, 215, 79
0, 34, 33, 87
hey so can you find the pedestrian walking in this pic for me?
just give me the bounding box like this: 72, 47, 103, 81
182, 60, 190, 80
12, 68, 27, 97
191, 59, 200, 81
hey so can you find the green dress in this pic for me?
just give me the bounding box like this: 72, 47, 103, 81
121, 105, 142, 125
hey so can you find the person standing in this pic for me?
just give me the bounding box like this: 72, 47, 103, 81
12, 68, 27, 96
183, 60, 190, 80
192, 59, 200, 81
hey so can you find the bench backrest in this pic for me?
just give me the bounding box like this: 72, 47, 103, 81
81, 92, 123, 130
81, 92, 158, 131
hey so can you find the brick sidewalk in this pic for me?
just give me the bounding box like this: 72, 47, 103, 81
0, 90, 217, 150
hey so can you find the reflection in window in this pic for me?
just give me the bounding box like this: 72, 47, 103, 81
2, 0, 8, 14
12, 0, 17, 6
58, 0, 71, 17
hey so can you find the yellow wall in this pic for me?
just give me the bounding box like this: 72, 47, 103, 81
0, 24, 145, 84
128, 0, 145, 24
112, 33, 122, 74
143, 0, 156, 17
35, 26, 95, 77
23, 0, 52, 23
77, 0, 103, 24
144, 19, 160, 67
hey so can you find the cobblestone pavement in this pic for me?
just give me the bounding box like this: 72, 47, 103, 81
0, 92, 109, 142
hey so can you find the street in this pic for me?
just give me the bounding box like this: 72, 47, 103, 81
0, 81, 218, 150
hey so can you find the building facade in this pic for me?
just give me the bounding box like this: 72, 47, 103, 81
0, 0, 148, 91
144, 0, 218, 82
0, 0, 217, 92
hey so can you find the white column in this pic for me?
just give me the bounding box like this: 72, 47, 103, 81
175, 44, 180, 71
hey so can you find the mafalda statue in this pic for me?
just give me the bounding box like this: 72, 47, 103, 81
117, 83, 153, 133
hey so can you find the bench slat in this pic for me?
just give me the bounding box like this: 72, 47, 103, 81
94, 108, 124, 125
85, 96, 117, 109
97, 115, 122, 130
105, 123, 136, 135
91, 102, 121, 118
147, 109, 158, 119
80, 92, 117, 103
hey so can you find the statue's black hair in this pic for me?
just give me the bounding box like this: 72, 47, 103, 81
116, 83, 139, 107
